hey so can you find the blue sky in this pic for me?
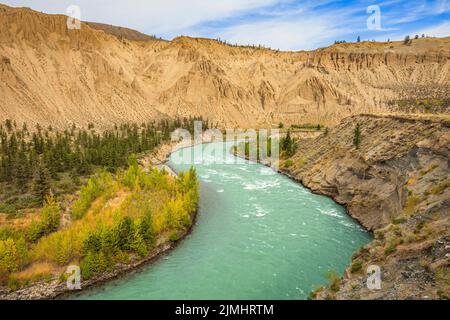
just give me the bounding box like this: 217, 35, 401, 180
2, 0, 449, 50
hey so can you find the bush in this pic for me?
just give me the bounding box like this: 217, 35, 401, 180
392, 217, 407, 225
326, 270, 341, 292
384, 244, 397, 255
7, 276, 20, 290
0, 203, 17, 216
0, 238, 28, 277
169, 231, 181, 242
431, 180, 450, 195
405, 195, 420, 215
282, 160, 294, 168
351, 260, 363, 273
71, 171, 113, 219
0, 227, 24, 241
27, 195, 60, 242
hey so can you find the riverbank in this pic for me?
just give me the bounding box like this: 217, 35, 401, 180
232, 114, 449, 299
0, 143, 199, 300
1, 211, 198, 300
69, 140, 370, 299
283, 114, 449, 299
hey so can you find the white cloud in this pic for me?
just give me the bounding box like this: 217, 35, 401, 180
415, 21, 450, 38
1, 0, 283, 35
2, 0, 448, 50
216, 17, 347, 51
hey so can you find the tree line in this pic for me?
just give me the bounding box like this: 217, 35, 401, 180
0, 117, 208, 208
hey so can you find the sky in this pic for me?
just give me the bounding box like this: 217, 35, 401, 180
2, 0, 449, 50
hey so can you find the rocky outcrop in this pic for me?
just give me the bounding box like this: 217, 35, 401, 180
0, 4, 449, 129
283, 114, 450, 299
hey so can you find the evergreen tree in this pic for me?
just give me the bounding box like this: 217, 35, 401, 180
283, 130, 292, 152
403, 35, 411, 45
15, 150, 30, 192
32, 160, 51, 206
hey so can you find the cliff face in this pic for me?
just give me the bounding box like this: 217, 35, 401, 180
1, 4, 449, 129
283, 114, 449, 299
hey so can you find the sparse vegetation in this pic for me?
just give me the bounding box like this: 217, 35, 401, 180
308, 287, 323, 300
326, 270, 341, 292
351, 260, 363, 273
26, 195, 60, 242
430, 179, 450, 195
280, 130, 297, 157
388, 98, 450, 114
392, 217, 407, 225
290, 123, 324, 131
405, 194, 420, 215
234, 129, 297, 161
282, 159, 294, 168
384, 243, 397, 256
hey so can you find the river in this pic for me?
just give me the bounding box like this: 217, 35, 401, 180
75, 142, 372, 299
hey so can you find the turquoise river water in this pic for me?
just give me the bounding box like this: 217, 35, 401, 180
75, 142, 372, 299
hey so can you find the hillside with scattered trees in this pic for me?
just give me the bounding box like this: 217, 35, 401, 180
0, 118, 203, 293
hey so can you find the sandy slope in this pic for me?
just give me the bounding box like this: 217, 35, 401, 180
0, 4, 449, 129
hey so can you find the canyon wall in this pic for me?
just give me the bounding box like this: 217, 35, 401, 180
283, 114, 449, 299
1, 4, 449, 129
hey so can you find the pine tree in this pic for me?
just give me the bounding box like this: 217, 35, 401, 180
116, 216, 133, 250
283, 130, 292, 151
15, 150, 30, 192
32, 160, 51, 206
403, 35, 411, 45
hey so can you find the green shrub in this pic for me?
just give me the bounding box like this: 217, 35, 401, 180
351, 260, 363, 273
282, 160, 294, 168
384, 244, 397, 255
0, 238, 28, 276
308, 287, 323, 300
27, 195, 60, 242
393, 217, 407, 225
405, 195, 420, 215
71, 171, 112, 219
326, 270, 341, 292
414, 221, 426, 233
431, 180, 450, 195
0, 203, 17, 216
169, 231, 181, 242
0, 227, 24, 241
7, 276, 20, 290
